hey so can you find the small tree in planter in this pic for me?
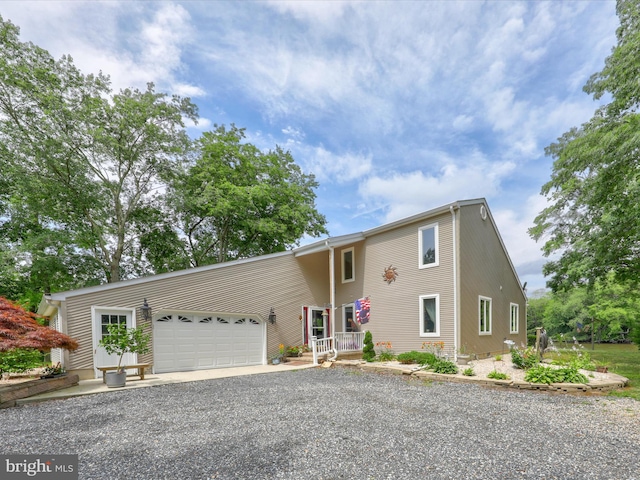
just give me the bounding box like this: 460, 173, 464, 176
362, 331, 375, 362
98, 324, 150, 387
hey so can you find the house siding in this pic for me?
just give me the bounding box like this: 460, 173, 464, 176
335, 212, 455, 355
62, 252, 323, 378
458, 203, 527, 356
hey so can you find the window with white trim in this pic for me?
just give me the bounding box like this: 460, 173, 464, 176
420, 294, 439, 336
343, 304, 357, 332
479, 296, 492, 335
342, 247, 354, 283
419, 223, 439, 268
510, 303, 519, 334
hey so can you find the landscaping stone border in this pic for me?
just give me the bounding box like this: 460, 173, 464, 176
0, 374, 80, 408
334, 360, 629, 394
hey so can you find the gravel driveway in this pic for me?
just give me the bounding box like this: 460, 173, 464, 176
2, 367, 639, 480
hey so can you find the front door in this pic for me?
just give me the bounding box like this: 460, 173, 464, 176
306, 307, 328, 342
93, 307, 136, 377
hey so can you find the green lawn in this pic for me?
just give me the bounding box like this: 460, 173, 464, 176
582, 343, 640, 401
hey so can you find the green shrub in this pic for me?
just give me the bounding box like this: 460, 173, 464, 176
0, 348, 44, 374
396, 351, 435, 365
362, 331, 375, 362
524, 365, 589, 384
487, 370, 508, 380
377, 351, 396, 362
524, 365, 557, 384
462, 367, 475, 376
432, 358, 458, 374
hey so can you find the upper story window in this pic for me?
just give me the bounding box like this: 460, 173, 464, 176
419, 294, 440, 337
342, 247, 355, 283
418, 223, 439, 269
479, 296, 492, 335
510, 303, 519, 334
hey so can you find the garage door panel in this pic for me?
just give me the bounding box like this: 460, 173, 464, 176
154, 313, 264, 373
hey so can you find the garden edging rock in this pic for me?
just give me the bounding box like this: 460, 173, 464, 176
334, 359, 629, 394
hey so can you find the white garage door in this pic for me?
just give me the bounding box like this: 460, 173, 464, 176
153, 313, 265, 373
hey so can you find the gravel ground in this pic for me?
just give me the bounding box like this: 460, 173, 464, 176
2, 367, 639, 480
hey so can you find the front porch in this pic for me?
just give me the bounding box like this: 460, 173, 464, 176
310, 332, 365, 365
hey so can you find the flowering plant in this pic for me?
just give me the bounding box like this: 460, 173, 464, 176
422, 341, 445, 357
375, 341, 395, 361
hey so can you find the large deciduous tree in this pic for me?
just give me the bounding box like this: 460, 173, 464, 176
168, 124, 328, 266
0, 16, 197, 285
530, 0, 640, 290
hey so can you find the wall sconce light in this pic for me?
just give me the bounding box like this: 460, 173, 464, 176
268, 307, 276, 324
140, 298, 152, 322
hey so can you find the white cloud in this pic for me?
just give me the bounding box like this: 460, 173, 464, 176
359, 155, 516, 223
304, 146, 373, 183
2, 2, 202, 98
492, 193, 553, 292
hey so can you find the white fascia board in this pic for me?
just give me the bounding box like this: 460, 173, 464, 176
293, 233, 365, 257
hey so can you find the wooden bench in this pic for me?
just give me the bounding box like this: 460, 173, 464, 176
97, 364, 152, 383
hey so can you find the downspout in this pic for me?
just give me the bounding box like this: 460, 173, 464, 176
450, 206, 459, 361
326, 240, 337, 360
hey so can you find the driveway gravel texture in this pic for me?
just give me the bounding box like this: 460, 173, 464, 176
2, 367, 639, 480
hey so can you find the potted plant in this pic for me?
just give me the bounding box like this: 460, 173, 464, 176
271, 344, 287, 365
456, 344, 472, 365
98, 324, 150, 388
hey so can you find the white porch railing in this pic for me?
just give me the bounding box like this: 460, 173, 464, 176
334, 332, 365, 352
311, 332, 365, 365
311, 336, 338, 365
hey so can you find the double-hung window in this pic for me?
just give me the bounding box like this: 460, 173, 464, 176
479, 296, 492, 335
419, 223, 439, 268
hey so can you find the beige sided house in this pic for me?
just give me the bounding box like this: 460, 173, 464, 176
38, 198, 526, 380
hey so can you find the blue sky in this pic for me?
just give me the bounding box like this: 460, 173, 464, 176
1, 1, 619, 294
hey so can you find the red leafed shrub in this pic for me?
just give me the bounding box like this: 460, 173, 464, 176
0, 297, 78, 352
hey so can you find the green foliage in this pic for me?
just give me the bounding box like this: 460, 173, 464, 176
396, 351, 436, 365
510, 346, 539, 370
169, 124, 328, 266
432, 358, 458, 374
523, 365, 557, 384
362, 331, 375, 362
0, 348, 43, 374
524, 365, 588, 385
462, 367, 475, 376
487, 370, 508, 380
377, 351, 396, 362
0, 17, 328, 299
98, 324, 151, 371
530, 1, 640, 290
527, 281, 640, 346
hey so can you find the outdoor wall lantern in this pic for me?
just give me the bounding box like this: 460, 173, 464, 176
268, 307, 276, 324
140, 298, 152, 322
